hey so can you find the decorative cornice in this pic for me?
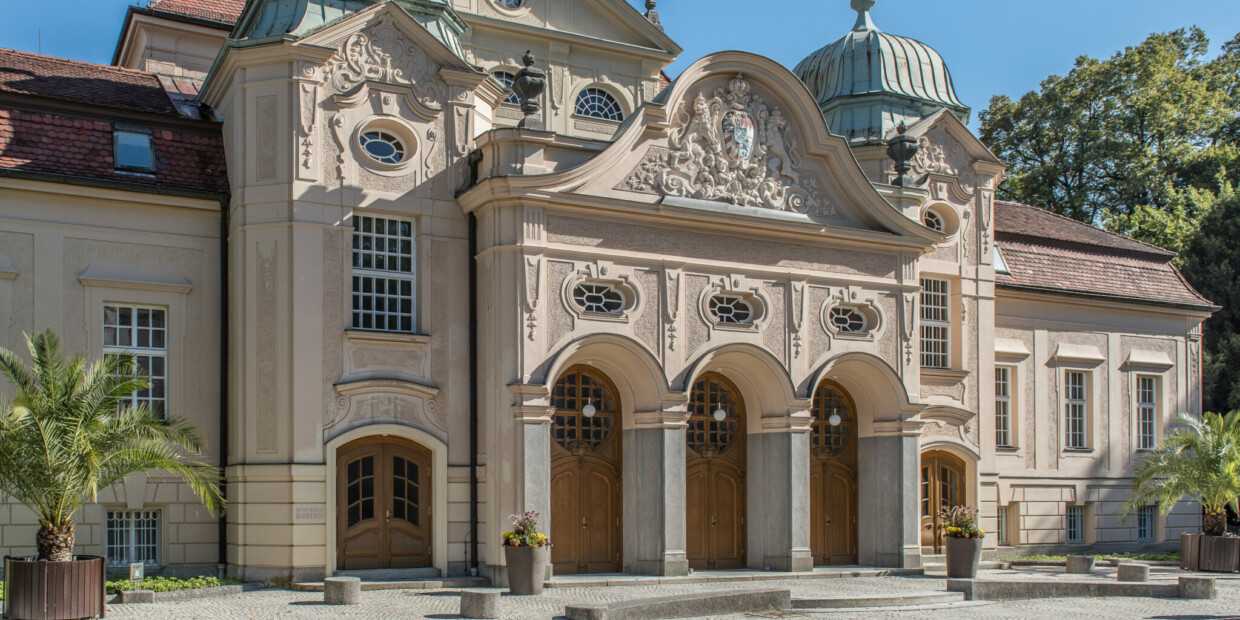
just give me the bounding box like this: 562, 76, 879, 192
333, 377, 440, 400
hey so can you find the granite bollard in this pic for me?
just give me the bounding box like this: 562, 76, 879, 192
1065, 555, 1096, 574
324, 576, 362, 605
460, 590, 501, 619
1116, 563, 1149, 582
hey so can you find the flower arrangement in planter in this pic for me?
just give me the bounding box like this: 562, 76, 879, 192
502, 511, 552, 595
1124, 413, 1240, 572
0, 331, 224, 619
940, 505, 985, 578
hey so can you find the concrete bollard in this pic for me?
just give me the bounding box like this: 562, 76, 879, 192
324, 576, 362, 605
1179, 576, 1217, 599
1065, 555, 1096, 574
1116, 563, 1149, 582
460, 590, 501, 619
118, 590, 155, 604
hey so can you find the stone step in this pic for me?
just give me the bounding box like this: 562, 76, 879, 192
801, 600, 994, 613
335, 567, 441, 580
922, 561, 1005, 574
290, 577, 488, 592
793, 590, 965, 609
543, 567, 924, 588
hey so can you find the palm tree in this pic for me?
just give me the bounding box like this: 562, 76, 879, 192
1123, 412, 1240, 536
0, 330, 224, 561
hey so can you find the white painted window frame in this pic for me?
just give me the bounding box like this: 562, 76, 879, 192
995, 366, 1014, 448
919, 277, 950, 369
1136, 375, 1158, 451
102, 304, 169, 417
106, 509, 161, 567
351, 214, 417, 334
1063, 370, 1089, 450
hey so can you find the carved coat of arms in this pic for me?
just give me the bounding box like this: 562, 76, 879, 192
621, 73, 832, 216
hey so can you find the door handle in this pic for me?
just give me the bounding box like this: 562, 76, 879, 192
582, 517, 588, 528
386, 509, 391, 522
711, 516, 717, 526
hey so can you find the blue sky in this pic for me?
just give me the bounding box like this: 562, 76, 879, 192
2, 0, 1238, 129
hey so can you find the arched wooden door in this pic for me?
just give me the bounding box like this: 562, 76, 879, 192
920, 450, 966, 554
809, 381, 858, 566
686, 373, 747, 570
337, 437, 433, 570
550, 367, 622, 575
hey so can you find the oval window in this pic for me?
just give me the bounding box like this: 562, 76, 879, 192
496, 0, 524, 8
359, 130, 406, 165
923, 210, 945, 233
710, 295, 754, 325
829, 306, 867, 333
573, 283, 625, 314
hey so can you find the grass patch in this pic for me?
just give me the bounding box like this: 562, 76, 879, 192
106, 575, 244, 594
1011, 552, 1179, 562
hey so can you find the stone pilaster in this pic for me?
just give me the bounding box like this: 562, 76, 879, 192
625, 409, 690, 576
859, 421, 923, 568
750, 417, 813, 572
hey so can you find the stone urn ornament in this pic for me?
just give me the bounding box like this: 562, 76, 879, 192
502, 511, 552, 595
511, 51, 546, 130
940, 505, 985, 578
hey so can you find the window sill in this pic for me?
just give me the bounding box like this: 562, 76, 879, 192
921, 368, 970, 381
1062, 448, 1095, 456
345, 329, 431, 346
996, 446, 1020, 453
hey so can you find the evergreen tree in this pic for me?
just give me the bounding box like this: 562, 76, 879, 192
1181, 184, 1240, 414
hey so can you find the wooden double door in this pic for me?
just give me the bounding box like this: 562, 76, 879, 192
550, 368, 623, 575
336, 438, 433, 570
809, 382, 858, 565
920, 451, 966, 554
686, 374, 747, 570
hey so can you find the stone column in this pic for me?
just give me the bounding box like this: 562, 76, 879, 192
858, 421, 923, 568
624, 410, 689, 576
750, 419, 813, 572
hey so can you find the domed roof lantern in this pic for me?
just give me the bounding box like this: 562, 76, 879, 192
794, 0, 970, 144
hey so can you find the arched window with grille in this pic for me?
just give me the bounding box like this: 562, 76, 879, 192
492, 70, 521, 106
574, 87, 625, 121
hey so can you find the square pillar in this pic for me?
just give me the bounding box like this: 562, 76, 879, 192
624, 412, 689, 576
749, 427, 813, 572
858, 422, 922, 568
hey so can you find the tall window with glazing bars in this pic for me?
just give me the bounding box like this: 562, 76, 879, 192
352, 215, 416, 333
1137, 376, 1157, 450
920, 278, 949, 369
1064, 371, 1088, 449
995, 367, 1012, 448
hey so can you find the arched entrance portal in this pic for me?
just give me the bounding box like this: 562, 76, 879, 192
920, 450, 966, 553
549, 367, 623, 574
809, 381, 858, 565
336, 437, 433, 570
686, 373, 747, 570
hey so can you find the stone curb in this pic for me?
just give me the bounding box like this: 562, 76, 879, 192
108, 582, 265, 604
793, 591, 964, 609
947, 577, 1204, 601
564, 587, 791, 620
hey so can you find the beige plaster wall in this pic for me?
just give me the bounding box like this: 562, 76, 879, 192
0, 178, 222, 574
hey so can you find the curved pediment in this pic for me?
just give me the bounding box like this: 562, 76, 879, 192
462, 52, 940, 245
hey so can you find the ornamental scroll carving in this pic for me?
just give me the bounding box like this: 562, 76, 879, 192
620, 74, 835, 217
323, 18, 444, 109
911, 127, 975, 193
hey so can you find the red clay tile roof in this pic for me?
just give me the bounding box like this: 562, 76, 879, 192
145, 0, 245, 26
995, 200, 1175, 259
994, 201, 1213, 309
0, 107, 228, 195
0, 49, 192, 118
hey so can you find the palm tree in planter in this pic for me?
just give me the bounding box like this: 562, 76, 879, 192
0, 330, 223, 618
1123, 412, 1240, 571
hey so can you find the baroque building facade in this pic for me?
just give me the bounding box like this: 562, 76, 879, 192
0, 0, 1214, 582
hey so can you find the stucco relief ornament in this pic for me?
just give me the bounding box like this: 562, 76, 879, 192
621, 74, 835, 217
910, 128, 975, 193
323, 20, 443, 109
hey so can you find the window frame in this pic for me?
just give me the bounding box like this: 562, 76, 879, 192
923, 210, 945, 233
1066, 505, 1084, 544
106, 509, 161, 568
1063, 370, 1089, 450
995, 366, 1014, 448
351, 214, 417, 334
572, 282, 626, 315
919, 277, 950, 369
1136, 375, 1158, 451
492, 70, 522, 106
997, 505, 1010, 546
573, 87, 625, 122
709, 294, 755, 326
102, 304, 169, 417
113, 126, 155, 173
1137, 505, 1155, 542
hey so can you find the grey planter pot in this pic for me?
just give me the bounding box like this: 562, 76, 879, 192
504, 545, 550, 595
945, 536, 984, 578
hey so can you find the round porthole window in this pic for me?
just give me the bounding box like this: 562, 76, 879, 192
496, 0, 524, 8
359, 130, 406, 165
923, 210, 945, 233
710, 295, 754, 325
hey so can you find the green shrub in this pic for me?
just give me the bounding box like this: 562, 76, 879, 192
1010, 552, 1179, 562
106, 575, 243, 595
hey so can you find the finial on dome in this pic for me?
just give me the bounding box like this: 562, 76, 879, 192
851, 0, 878, 32
644, 0, 663, 31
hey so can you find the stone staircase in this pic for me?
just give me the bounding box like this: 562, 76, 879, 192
793, 591, 990, 613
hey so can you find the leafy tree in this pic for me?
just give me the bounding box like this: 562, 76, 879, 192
1103, 184, 1216, 260
979, 27, 1236, 224
1182, 183, 1240, 413
0, 330, 224, 561
1123, 412, 1240, 536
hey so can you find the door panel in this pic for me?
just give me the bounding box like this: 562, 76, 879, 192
810, 382, 858, 566
549, 368, 623, 575
685, 374, 747, 570
336, 439, 433, 570
920, 451, 966, 554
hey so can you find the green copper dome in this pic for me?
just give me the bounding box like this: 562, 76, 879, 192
794, 0, 970, 143
233, 0, 467, 60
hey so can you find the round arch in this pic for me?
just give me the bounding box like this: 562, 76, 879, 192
806, 351, 917, 437
537, 333, 672, 428
324, 423, 449, 578
681, 343, 802, 432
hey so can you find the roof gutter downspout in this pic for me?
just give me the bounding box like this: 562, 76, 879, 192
217, 194, 230, 579
468, 210, 480, 577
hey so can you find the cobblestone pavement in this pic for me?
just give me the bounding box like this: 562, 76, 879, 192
106, 573, 1240, 619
